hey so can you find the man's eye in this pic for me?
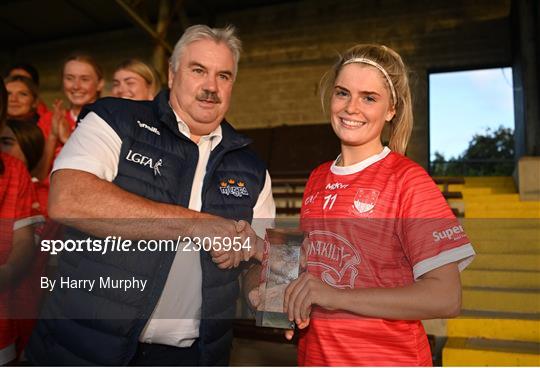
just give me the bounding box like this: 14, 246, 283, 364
218, 74, 230, 81
193, 68, 204, 74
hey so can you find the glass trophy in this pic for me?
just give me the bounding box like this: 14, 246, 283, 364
255, 228, 304, 329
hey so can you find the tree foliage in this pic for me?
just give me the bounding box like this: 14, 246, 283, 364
431, 126, 514, 176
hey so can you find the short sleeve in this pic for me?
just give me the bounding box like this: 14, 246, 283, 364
252, 171, 276, 238
397, 167, 475, 279
13, 163, 36, 230
52, 112, 122, 182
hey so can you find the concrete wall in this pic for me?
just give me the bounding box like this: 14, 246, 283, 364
1, 0, 513, 168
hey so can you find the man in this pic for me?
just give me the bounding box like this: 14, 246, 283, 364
27, 24, 275, 366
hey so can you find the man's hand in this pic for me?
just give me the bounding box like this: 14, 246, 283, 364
209, 220, 263, 269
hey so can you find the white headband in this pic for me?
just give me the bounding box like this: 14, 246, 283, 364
343, 57, 396, 106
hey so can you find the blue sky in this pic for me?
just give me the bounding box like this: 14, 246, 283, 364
429, 67, 514, 161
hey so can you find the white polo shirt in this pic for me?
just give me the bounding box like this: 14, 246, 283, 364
52, 110, 275, 347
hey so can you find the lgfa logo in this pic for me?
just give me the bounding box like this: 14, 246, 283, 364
125, 150, 163, 176
219, 178, 249, 198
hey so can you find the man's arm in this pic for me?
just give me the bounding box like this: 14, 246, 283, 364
49, 169, 238, 240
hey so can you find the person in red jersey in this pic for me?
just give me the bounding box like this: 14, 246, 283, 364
38, 54, 105, 182
279, 44, 476, 366
4, 75, 52, 148
4, 62, 49, 118
0, 119, 48, 359
0, 79, 39, 366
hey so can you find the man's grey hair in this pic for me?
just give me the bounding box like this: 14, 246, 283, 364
169, 24, 242, 76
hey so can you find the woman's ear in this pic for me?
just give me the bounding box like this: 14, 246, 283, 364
386, 105, 396, 122
97, 78, 105, 93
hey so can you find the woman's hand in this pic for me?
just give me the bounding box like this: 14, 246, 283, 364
51, 99, 71, 144
284, 272, 337, 325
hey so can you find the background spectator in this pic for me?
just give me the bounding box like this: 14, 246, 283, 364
4, 75, 51, 139
0, 76, 38, 367
4, 62, 48, 117
112, 58, 160, 101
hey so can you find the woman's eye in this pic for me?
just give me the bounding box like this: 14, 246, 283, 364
335, 89, 349, 98
364, 95, 376, 102
0, 138, 14, 147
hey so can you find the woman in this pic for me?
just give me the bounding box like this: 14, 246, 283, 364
0, 78, 37, 366
0, 120, 44, 173
4, 75, 52, 141
1, 120, 46, 212
111, 59, 160, 101
38, 55, 104, 180
4, 62, 49, 117
60, 54, 104, 129
0, 119, 48, 358
283, 45, 476, 366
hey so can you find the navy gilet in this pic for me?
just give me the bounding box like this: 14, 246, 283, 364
27, 91, 267, 366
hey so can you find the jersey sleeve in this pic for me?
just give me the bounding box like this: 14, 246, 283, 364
52, 111, 122, 182
13, 164, 36, 231
397, 166, 475, 280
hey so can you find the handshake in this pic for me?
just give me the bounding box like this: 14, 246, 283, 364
205, 219, 265, 269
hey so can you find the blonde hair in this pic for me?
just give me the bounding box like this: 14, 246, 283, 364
114, 59, 161, 98
62, 54, 104, 97
320, 44, 413, 154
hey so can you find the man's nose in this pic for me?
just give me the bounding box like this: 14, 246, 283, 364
203, 75, 218, 91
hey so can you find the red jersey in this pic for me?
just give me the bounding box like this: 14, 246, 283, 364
0, 153, 35, 361
298, 148, 475, 366
36, 111, 52, 140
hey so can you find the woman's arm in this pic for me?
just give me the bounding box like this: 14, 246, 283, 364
284, 262, 461, 324
0, 225, 35, 292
